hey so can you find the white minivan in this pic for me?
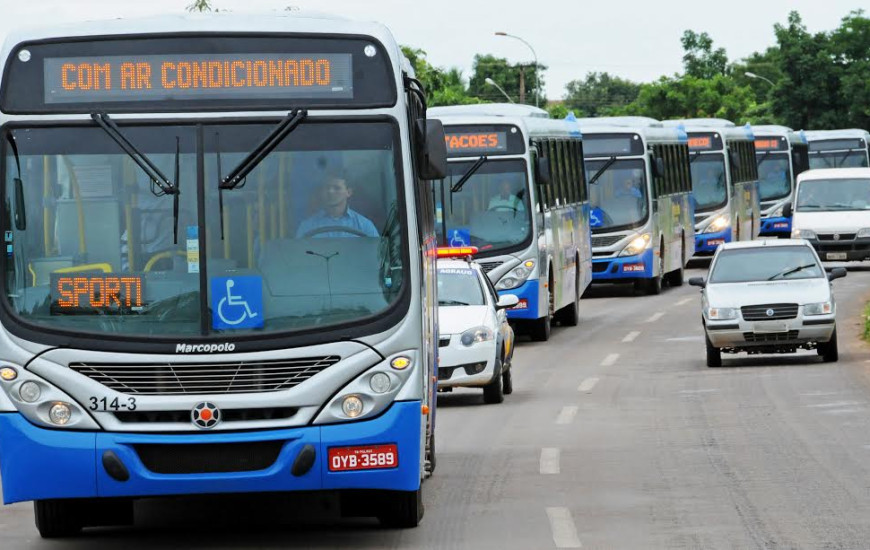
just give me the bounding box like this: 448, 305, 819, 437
786, 168, 870, 262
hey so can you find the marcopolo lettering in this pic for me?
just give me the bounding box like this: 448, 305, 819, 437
175, 343, 236, 354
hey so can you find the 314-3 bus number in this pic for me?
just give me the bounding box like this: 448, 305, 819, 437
88, 396, 137, 411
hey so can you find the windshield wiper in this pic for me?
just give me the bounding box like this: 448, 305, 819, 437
690, 151, 702, 164
220, 109, 307, 190
767, 263, 816, 280
91, 112, 182, 243
438, 300, 471, 306
450, 156, 488, 193
756, 150, 772, 166
589, 156, 617, 185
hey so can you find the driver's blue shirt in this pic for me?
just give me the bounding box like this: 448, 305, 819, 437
296, 208, 379, 238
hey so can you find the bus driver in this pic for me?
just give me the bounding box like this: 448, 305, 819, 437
296, 176, 379, 238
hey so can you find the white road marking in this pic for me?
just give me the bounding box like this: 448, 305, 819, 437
645, 312, 665, 323
540, 448, 561, 475
806, 401, 864, 409
666, 336, 704, 342
678, 389, 718, 394
675, 297, 693, 306
556, 406, 579, 425
622, 331, 641, 343
546, 507, 582, 548
600, 353, 619, 367
577, 377, 600, 393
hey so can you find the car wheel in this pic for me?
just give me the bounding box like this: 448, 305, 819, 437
819, 329, 839, 363
705, 333, 722, 368
502, 369, 514, 395
483, 359, 505, 404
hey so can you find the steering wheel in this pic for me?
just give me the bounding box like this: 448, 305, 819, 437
487, 205, 520, 213
144, 250, 187, 272
302, 225, 372, 238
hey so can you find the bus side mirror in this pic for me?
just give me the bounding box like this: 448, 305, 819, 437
535, 155, 551, 186
417, 119, 448, 180
688, 277, 706, 288
13, 177, 26, 231
782, 202, 793, 218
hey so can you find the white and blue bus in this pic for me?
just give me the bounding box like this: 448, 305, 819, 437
0, 13, 448, 536
805, 129, 870, 169
578, 117, 695, 294
753, 126, 809, 237
428, 105, 592, 341
665, 119, 760, 255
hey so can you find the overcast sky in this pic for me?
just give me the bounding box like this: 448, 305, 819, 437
0, 0, 862, 98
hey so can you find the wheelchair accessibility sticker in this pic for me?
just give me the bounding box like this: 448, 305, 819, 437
211, 276, 264, 330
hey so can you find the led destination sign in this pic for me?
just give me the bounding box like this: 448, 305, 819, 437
754, 137, 787, 151
444, 132, 508, 155
44, 53, 353, 104
50, 274, 144, 314
687, 133, 724, 151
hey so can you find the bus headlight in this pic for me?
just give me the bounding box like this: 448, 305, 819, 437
0, 368, 99, 430
704, 215, 730, 233
341, 395, 364, 418
496, 260, 535, 291
18, 381, 41, 403
619, 233, 651, 257
48, 402, 72, 425
803, 302, 832, 316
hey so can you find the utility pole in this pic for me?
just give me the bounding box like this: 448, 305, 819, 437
518, 67, 526, 105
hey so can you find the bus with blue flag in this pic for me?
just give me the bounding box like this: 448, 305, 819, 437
579, 117, 695, 294
0, 12, 448, 536
664, 119, 760, 255
428, 105, 592, 341
753, 126, 809, 237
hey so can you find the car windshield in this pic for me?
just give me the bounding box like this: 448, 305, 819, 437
710, 246, 824, 283
586, 158, 648, 232
690, 153, 728, 212
2, 121, 404, 339
434, 159, 531, 253
808, 151, 869, 169
756, 153, 792, 201
796, 178, 870, 212
437, 267, 484, 306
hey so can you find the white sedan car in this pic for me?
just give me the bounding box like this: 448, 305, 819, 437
689, 239, 846, 367
437, 258, 518, 404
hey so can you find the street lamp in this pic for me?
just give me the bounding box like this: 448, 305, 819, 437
744, 71, 775, 87
484, 77, 514, 103
494, 31, 539, 107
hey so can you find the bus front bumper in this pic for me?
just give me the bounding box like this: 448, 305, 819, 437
591, 249, 654, 281
0, 401, 422, 504
694, 227, 731, 255
501, 280, 541, 320
759, 216, 791, 237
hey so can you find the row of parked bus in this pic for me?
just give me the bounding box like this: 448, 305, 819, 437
426, 104, 870, 343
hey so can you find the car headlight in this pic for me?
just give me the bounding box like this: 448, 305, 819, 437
706, 306, 738, 320
461, 326, 494, 346
495, 260, 535, 291
856, 228, 870, 239
619, 233, 651, 257
791, 229, 817, 240
704, 215, 730, 233
803, 302, 832, 316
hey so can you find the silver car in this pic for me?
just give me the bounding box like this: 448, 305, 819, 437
689, 239, 846, 367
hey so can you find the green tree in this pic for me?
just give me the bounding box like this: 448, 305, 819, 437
681, 30, 729, 79
401, 46, 479, 106
468, 54, 546, 106
563, 72, 640, 117
619, 74, 756, 122
830, 10, 870, 129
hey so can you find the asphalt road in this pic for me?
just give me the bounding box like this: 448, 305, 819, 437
4, 263, 870, 549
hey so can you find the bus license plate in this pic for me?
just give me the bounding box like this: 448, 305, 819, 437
826, 252, 847, 260
328, 444, 398, 472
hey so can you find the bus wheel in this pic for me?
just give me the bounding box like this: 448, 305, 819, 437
34, 500, 83, 538
530, 313, 551, 341
502, 369, 514, 395
647, 248, 664, 295
378, 488, 424, 528
666, 245, 685, 287
555, 269, 580, 327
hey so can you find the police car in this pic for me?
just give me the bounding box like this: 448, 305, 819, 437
436, 248, 518, 404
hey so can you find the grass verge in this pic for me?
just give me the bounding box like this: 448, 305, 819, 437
864, 302, 870, 341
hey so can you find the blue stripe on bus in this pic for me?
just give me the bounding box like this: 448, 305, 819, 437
0, 401, 422, 504
501, 279, 540, 320
759, 216, 792, 236
694, 226, 732, 254
591, 248, 654, 281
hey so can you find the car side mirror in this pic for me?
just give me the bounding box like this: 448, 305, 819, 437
417, 119, 448, 180
782, 202, 793, 218
535, 155, 551, 186
827, 267, 847, 281
688, 277, 706, 288
496, 294, 520, 310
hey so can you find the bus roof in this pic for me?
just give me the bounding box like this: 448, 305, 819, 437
662, 119, 755, 143
577, 122, 687, 147
752, 125, 807, 144
427, 103, 550, 119
803, 129, 870, 142
575, 116, 662, 128
664, 118, 736, 128
432, 113, 583, 140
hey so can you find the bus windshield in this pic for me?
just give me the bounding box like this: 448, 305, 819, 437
756, 152, 792, 201
808, 151, 869, 169
690, 154, 728, 212
435, 159, 531, 254
586, 158, 648, 232
796, 178, 870, 212
2, 120, 405, 339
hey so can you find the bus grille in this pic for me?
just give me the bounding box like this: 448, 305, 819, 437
114, 407, 298, 424
134, 441, 284, 474
741, 304, 798, 321
591, 235, 624, 248
69, 356, 340, 395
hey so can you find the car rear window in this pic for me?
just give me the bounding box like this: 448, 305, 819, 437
710, 246, 824, 283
